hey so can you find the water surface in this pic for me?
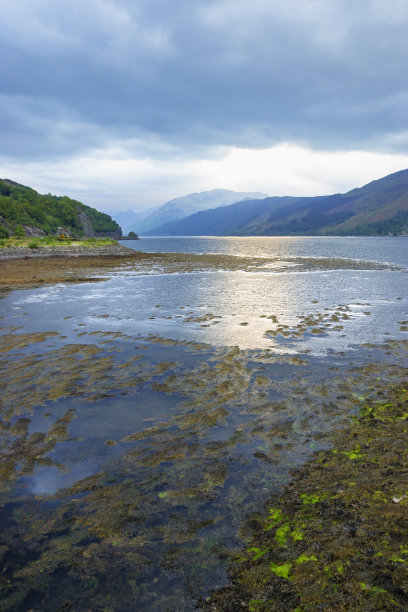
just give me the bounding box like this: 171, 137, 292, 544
1, 237, 407, 610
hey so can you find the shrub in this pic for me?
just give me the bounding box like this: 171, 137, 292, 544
14, 224, 25, 238
0, 224, 9, 238
56, 234, 71, 243
28, 241, 40, 249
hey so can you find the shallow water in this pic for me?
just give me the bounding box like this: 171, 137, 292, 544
1, 237, 407, 610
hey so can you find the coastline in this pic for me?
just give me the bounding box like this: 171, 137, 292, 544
0, 244, 400, 292
0, 244, 143, 291
0, 243, 137, 261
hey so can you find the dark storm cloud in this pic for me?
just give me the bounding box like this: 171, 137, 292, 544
1, 0, 408, 161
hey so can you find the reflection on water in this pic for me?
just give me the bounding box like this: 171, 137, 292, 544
134, 235, 408, 266
1, 237, 407, 610
5, 265, 407, 352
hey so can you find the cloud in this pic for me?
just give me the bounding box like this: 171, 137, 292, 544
2, 144, 408, 212
187, 144, 408, 196
1, 0, 408, 158
1, 0, 408, 208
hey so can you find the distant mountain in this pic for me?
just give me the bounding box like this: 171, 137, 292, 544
105, 208, 156, 235
143, 170, 408, 236
0, 179, 122, 237
133, 189, 269, 234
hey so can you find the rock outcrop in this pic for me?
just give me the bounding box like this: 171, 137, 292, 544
77, 208, 95, 237
22, 225, 46, 237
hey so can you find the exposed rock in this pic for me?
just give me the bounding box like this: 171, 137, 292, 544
55, 227, 74, 238
0, 215, 11, 231
21, 225, 46, 237
76, 208, 95, 237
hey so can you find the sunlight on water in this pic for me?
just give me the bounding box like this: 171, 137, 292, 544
1, 237, 407, 610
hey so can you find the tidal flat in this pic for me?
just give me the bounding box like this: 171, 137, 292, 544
1, 238, 407, 611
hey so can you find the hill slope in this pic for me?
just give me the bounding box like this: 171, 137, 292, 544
143, 170, 408, 236
134, 189, 269, 233
0, 179, 122, 237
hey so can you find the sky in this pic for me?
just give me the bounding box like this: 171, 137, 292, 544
1, 0, 408, 213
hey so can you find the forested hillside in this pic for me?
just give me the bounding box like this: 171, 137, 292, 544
0, 179, 121, 237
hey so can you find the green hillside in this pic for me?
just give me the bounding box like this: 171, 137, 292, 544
0, 179, 121, 237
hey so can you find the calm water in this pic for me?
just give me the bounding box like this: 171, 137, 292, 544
134, 235, 408, 266
8, 235, 405, 353
1, 237, 407, 610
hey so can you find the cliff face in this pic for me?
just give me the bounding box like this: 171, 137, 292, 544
77, 208, 95, 237
76, 208, 123, 237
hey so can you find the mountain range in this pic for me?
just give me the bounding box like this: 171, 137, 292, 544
141, 170, 408, 236
115, 189, 269, 234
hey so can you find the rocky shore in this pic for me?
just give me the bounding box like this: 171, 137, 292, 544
0, 244, 145, 291
0, 243, 137, 261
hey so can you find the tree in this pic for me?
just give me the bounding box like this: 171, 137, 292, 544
14, 224, 25, 237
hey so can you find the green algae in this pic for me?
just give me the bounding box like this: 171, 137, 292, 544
206, 383, 408, 611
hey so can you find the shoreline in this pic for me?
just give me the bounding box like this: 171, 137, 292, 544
0, 244, 400, 292
0, 243, 137, 261
0, 244, 145, 291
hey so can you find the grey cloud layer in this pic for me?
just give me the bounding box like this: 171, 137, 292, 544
2, 0, 408, 161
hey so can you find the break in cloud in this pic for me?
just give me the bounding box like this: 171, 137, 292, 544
1, 0, 408, 210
